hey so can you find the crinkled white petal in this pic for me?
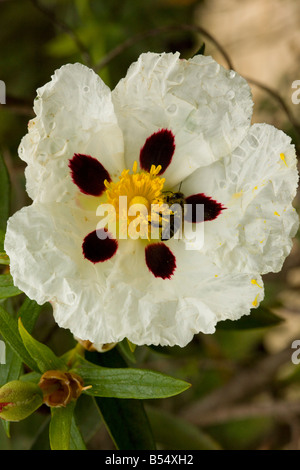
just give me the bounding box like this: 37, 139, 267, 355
5, 203, 264, 347
112, 52, 253, 187
19, 63, 125, 203
181, 123, 299, 274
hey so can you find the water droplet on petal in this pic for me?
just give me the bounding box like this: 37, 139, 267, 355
83, 85, 90, 93
229, 70, 236, 79
206, 62, 220, 77
175, 73, 184, 84
167, 104, 177, 114
226, 90, 235, 100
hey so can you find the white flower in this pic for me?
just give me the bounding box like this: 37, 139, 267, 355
4, 53, 299, 347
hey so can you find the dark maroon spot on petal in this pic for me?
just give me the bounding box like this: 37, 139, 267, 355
82, 229, 118, 263
145, 242, 176, 279
140, 129, 175, 174
185, 193, 225, 223
69, 153, 111, 196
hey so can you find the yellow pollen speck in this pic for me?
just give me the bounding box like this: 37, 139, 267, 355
233, 191, 243, 199
280, 153, 288, 166
253, 186, 258, 191
251, 279, 262, 288
252, 295, 259, 307
274, 211, 280, 216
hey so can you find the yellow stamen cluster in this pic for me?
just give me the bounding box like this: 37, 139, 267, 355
104, 161, 167, 239
105, 161, 165, 212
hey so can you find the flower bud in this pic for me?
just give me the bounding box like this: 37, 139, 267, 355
0, 380, 43, 422
39, 370, 86, 407
75, 337, 117, 353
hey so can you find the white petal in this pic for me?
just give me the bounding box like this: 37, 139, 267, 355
181, 123, 299, 274
19, 63, 124, 203
112, 52, 253, 187
5, 205, 264, 347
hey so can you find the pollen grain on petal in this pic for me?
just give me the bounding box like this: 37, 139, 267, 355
140, 128, 175, 175
145, 242, 176, 279
69, 153, 111, 196
82, 229, 118, 263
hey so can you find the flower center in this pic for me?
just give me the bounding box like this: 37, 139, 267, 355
104, 161, 166, 239
105, 161, 165, 211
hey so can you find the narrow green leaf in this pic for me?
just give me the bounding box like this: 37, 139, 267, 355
127, 339, 136, 353
1, 419, 10, 438
18, 297, 43, 333
69, 416, 87, 450
0, 343, 23, 387
0, 345, 22, 438
0, 252, 9, 266
0, 274, 22, 299
117, 338, 136, 364
0, 230, 5, 252
194, 42, 205, 56
30, 417, 51, 450
0, 297, 43, 440
217, 306, 284, 330
74, 394, 102, 444
0, 298, 42, 437
0, 305, 38, 372
73, 357, 191, 399
0, 152, 10, 232
18, 319, 66, 373
95, 396, 156, 450
147, 406, 221, 450
50, 402, 75, 450
88, 348, 155, 450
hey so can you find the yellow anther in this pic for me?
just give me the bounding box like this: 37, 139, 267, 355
251, 279, 262, 288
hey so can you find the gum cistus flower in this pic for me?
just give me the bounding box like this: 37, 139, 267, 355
4, 53, 299, 347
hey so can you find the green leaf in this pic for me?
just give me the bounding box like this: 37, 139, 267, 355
49, 402, 75, 450
117, 338, 136, 364
0, 152, 10, 232
0, 252, 9, 266
73, 394, 102, 445
0, 305, 38, 372
147, 406, 221, 450
0, 230, 9, 265
69, 416, 87, 450
217, 306, 284, 330
18, 319, 66, 373
95, 396, 156, 450
0, 274, 22, 299
88, 349, 155, 450
73, 357, 191, 399
18, 297, 43, 333
0, 298, 42, 437
194, 42, 205, 56
0, 345, 23, 438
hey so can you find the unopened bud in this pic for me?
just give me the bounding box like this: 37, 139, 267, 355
39, 370, 88, 407
75, 337, 117, 353
0, 380, 43, 422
